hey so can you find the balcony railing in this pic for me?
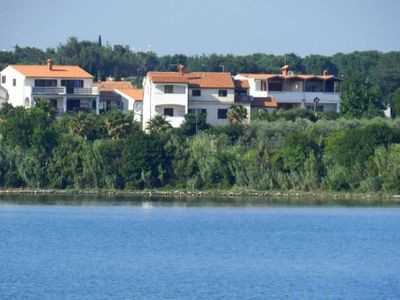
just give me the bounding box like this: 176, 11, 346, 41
73, 87, 99, 95
32, 87, 66, 95
235, 95, 253, 102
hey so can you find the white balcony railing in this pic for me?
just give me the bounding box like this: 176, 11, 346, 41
73, 87, 99, 95
165, 116, 185, 128
268, 91, 340, 103
32, 87, 66, 95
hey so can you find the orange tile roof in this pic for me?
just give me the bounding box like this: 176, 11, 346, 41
115, 88, 143, 101
11, 65, 93, 79
148, 71, 235, 88
238, 73, 339, 81
93, 81, 133, 91
239, 73, 282, 80
187, 72, 234, 88
148, 72, 189, 84
252, 97, 278, 108
234, 79, 249, 89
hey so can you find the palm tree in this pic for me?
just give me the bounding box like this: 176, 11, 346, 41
68, 112, 93, 138
147, 115, 172, 134
227, 104, 248, 125
104, 110, 133, 139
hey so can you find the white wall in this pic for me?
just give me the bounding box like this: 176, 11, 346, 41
142, 76, 188, 130
189, 88, 235, 104
133, 102, 143, 123
0, 66, 27, 107
188, 102, 251, 126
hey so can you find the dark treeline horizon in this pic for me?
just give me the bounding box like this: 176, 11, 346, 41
1, 36, 400, 103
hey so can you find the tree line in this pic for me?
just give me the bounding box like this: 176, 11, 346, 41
1, 36, 400, 113
1, 101, 400, 194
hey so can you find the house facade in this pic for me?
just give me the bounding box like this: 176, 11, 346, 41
234, 65, 341, 113
94, 80, 143, 122
142, 67, 250, 130
0, 59, 99, 113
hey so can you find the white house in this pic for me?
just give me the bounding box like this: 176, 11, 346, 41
0, 59, 100, 113
94, 80, 143, 122
114, 88, 143, 123
142, 66, 250, 130
234, 65, 341, 113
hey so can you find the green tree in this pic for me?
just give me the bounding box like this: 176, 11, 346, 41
146, 115, 172, 134
103, 110, 134, 139
180, 112, 209, 136
391, 88, 400, 118
66, 112, 100, 140
340, 74, 383, 118
227, 104, 248, 125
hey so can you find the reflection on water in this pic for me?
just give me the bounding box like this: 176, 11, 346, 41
0, 193, 399, 207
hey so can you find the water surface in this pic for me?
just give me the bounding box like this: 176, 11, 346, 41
1, 196, 399, 299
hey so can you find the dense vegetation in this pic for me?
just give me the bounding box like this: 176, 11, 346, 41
1, 37, 400, 193
1, 102, 400, 194
1, 36, 400, 115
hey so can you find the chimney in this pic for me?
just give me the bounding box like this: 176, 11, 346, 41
323, 70, 329, 76
281, 65, 289, 76
47, 59, 53, 71
177, 64, 185, 75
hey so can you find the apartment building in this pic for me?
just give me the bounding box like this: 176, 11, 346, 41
235, 65, 341, 113
0, 59, 99, 113
142, 65, 250, 129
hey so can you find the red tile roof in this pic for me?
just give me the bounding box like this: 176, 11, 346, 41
252, 97, 278, 108
148, 72, 189, 84
94, 81, 133, 91
148, 71, 235, 88
238, 73, 339, 81
115, 88, 143, 101
234, 79, 250, 89
11, 65, 93, 79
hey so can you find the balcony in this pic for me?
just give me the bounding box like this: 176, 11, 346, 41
267, 91, 340, 103
32, 87, 66, 95
73, 87, 99, 96
235, 95, 253, 102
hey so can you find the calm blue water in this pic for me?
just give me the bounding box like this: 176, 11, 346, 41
1, 202, 400, 299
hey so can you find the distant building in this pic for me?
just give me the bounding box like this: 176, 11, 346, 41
234, 65, 341, 113
142, 66, 250, 129
0, 59, 100, 113
94, 80, 143, 122
234, 79, 278, 113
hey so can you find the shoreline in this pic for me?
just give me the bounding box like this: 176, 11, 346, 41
1, 188, 400, 201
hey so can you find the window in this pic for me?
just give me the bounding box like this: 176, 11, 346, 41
218, 109, 228, 119
35, 79, 57, 87
192, 89, 201, 96
164, 107, 174, 116
188, 108, 206, 115
1, 76, 5, 84
13, 79, 16, 86
50, 99, 58, 108
164, 85, 174, 94
218, 90, 227, 97
261, 80, 267, 91
268, 82, 283, 91
61, 80, 84, 94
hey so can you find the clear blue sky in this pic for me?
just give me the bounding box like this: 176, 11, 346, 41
1, 0, 399, 56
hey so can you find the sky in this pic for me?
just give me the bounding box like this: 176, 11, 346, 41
1, 0, 399, 57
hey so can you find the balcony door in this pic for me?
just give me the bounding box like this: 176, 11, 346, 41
61, 80, 83, 94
